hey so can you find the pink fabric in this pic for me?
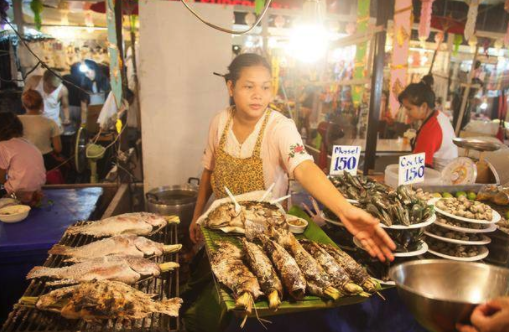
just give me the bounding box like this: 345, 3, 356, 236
0, 138, 46, 194
202, 108, 313, 198
418, 0, 434, 41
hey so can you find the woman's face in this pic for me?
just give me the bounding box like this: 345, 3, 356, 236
85, 68, 96, 81
402, 99, 429, 122
228, 65, 273, 120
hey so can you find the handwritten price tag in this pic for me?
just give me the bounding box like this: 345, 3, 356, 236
330, 145, 361, 176
398, 153, 426, 186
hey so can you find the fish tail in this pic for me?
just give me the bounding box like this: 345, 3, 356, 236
27, 266, 55, 279
156, 298, 182, 317
48, 245, 69, 255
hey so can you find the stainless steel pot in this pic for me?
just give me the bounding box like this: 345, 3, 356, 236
146, 178, 199, 232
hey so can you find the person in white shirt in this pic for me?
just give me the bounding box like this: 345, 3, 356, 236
24, 70, 71, 129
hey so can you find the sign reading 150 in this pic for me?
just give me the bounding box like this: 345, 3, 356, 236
398, 153, 426, 186
330, 146, 361, 176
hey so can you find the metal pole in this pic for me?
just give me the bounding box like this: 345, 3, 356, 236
455, 45, 479, 136
12, 0, 24, 36
114, 0, 127, 90
363, 1, 389, 175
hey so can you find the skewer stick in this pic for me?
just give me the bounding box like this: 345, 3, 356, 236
224, 186, 241, 214
163, 244, 182, 253
270, 195, 291, 205
259, 183, 275, 202
158, 262, 180, 272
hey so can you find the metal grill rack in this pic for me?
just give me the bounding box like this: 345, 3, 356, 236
1, 221, 179, 332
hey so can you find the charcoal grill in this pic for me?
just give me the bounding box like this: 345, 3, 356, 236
1, 219, 180, 332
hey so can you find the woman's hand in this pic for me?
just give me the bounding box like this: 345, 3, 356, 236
301, 197, 325, 227
189, 217, 203, 244
337, 203, 396, 262
457, 298, 509, 332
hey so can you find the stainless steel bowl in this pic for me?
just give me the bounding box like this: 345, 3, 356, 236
389, 260, 509, 332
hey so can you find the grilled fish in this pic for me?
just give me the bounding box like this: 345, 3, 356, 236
26, 280, 182, 322
210, 241, 262, 314
66, 213, 177, 237
273, 230, 340, 300
318, 243, 379, 293
300, 240, 364, 296
27, 256, 179, 286
49, 235, 181, 263
242, 238, 283, 309
258, 234, 306, 300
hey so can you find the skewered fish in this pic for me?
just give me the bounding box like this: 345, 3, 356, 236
300, 240, 365, 296
21, 280, 182, 322
318, 243, 378, 293
258, 235, 306, 300
242, 238, 283, 309
210, 241, 262, 314
49, 235, 181, 263
66, 213, 178, 237
27, 256, 179, 286
273, 231, 340, 300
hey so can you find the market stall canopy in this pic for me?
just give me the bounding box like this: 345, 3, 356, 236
90, 0, 138, 15
431, 15, 465, 34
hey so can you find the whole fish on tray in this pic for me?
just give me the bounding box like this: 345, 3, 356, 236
318, 243, 379, 293
242, 238, 283, 309
66, 213, 179, 237
27, 256, 179, 286
273, 230, 340, 300
258, 234, 306, 300
300, 240, 365, 297
49, 235, 181, 263
20, 280, 182, 322
210, 241, 262, 314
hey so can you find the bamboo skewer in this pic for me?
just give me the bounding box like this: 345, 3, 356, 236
270, 195, 291, 205
259, 183, 275, 202
224, 186, 242, 214
158, 262, 180, 272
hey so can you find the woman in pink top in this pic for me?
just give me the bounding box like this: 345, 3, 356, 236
0, 112, 46, 206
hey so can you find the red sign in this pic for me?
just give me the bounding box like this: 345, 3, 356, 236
169, 0, 294, 9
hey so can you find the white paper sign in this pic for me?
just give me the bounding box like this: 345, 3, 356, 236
330, 145, 361, 176
398, 153, 426, 186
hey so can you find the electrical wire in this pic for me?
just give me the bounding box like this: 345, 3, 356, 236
178, 0, 272, 35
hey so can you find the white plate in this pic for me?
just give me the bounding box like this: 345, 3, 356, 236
353, 238, 428, 257
324, 212, 437, 230
0, 198, 17, 209
427, 246, 489, 262
434, 218, 497, 234
0, 205, 31, 223
380, 213, 436, 230
428, 198, 501, 224
424, 231, 492, 245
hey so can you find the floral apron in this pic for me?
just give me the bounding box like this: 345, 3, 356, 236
211, 108, 271, 198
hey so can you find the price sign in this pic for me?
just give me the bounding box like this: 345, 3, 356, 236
330, 145, 361, 176
398, 153, 426, 186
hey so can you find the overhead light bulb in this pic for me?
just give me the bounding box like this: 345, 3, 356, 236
79, 63, 89, 73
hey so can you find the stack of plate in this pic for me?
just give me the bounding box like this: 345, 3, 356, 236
425, 198, 501, 262
325, 208, 436, 258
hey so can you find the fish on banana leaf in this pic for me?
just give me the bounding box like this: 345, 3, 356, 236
210, 241, 262, 314
318, 243, 379, 293
258, 234, 306, 300
273, 230, 340, 300
242, 238, 283, 309
300, 240, 365, 297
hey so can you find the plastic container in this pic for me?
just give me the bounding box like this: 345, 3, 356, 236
384, 164, 442, 189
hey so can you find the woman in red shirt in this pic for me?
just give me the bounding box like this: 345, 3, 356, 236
398, 81, 458, 170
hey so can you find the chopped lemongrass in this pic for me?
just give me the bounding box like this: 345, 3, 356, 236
324, 287, 341, 300
235, 293, 252, 313
19, 297, 38, 307
268, 290, 280, 310
164, 215, 180, 224
359, 292, 372, 298
159, 262, 180, 272
163, 244, 182, 253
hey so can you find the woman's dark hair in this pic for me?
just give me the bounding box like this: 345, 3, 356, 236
80, 59, 111, 103
421, 74, 434, 87
222, 53, 272, 105
398, 82, 436, 109
0, 112, 23, 141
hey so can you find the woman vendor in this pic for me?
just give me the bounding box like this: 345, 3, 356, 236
189, 53, 395, 260
184, 53, 395, 332
398, 81, 458, 170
